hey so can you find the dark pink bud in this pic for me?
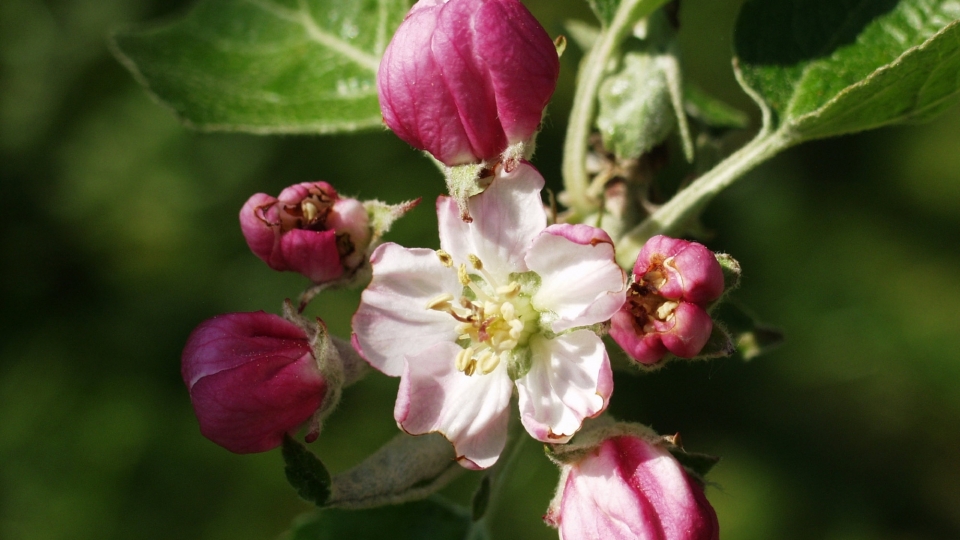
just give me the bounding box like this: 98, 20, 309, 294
377, 0, 560, 166
239, 182, 371, 283
181, 312, 327, 454
545, 435, 719, 540
611, 236, 723, 365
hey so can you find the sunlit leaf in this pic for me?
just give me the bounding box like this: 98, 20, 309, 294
734, 0, 960, 140
112, 0, 409, 133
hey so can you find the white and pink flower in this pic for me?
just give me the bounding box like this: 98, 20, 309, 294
352, 162, 626, 468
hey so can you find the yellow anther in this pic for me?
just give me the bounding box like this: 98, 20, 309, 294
436, 250, 454, 267
456, 347, 474, 372
302, 200, 319, 222
479, 350, 501, 374
500, 301, 516, 321
458, 264, 471, 286
469, 254, 483, 270
656, 301, 679, 320
426, 293, 454, 311
463, 359, 477, 376
499, 339, 518, 350
496, 282, 521, 298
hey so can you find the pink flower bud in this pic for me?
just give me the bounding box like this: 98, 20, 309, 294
377, 0, 560, 166
181, 312, 327, 454
545, 435, 719, 540
610, 236, 723, 365
240, 182, 371, 283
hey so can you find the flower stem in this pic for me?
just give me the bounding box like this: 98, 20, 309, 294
562, 0, 671, 217
615, 128, 796, 268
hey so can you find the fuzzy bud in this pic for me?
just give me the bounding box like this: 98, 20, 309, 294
240, 182, 371, 283
610, 235, 724, 364
377, 0, 560, 166
181, 312, 327, 454
545, 434, 719, 540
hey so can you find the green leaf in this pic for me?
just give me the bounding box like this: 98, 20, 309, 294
111, 0, 408, 134
587, 0, 621, 26
282, 435, 332, 506
327, 433, 462, 509
683, 84, 750, 130
734, 0, 960, 141
282, 497, 472, 540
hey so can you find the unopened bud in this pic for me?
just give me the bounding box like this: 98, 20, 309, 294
240, 181, 371, 283
545, 432, 719, 540
181, 312, 327, 453
610, 235, 724, 365
377, 0, 560, 166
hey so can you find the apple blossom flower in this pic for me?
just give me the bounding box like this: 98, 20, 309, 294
352, 162, 626, 469
610, 236, 724, 365
240, 181, 371, 283
544, 432, 719, 540
181, 311, 327, 454
377, 0, 560, 166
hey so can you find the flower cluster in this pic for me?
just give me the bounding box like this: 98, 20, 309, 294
178, 0, 737, 537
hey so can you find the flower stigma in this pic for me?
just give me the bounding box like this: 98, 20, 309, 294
427, 251, 538, 377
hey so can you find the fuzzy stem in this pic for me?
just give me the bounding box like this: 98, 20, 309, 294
615, 128, 796, 268
562, 0, 671, 217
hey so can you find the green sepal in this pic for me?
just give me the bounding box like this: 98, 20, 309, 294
694, 323, 736, 360
443, 163, 489, 222
282, 434, 332, 507
711, 302, 785, 361
664, 442, 721, 485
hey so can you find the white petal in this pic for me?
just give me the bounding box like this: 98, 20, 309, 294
527, 227, 626, 332
516, 331, 612, 443
438, 161, 546, 280
395, 341, 514, 469
352, 243, 462, 377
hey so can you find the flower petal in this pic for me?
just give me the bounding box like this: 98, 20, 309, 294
609, 309, 668, 365
527, 224, 626, 332
438, 161, 546, 280
279, 229, 344, 283
556, 441, 649, 540
395, 341, 514, 469
516, 331, 612, 443
377, 6, 477, 166
352, 243, 462, 377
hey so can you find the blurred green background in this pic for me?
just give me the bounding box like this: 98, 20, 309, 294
2, 0, 960, 538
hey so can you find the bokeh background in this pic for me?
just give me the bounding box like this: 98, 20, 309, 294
3, 0, 960, 538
